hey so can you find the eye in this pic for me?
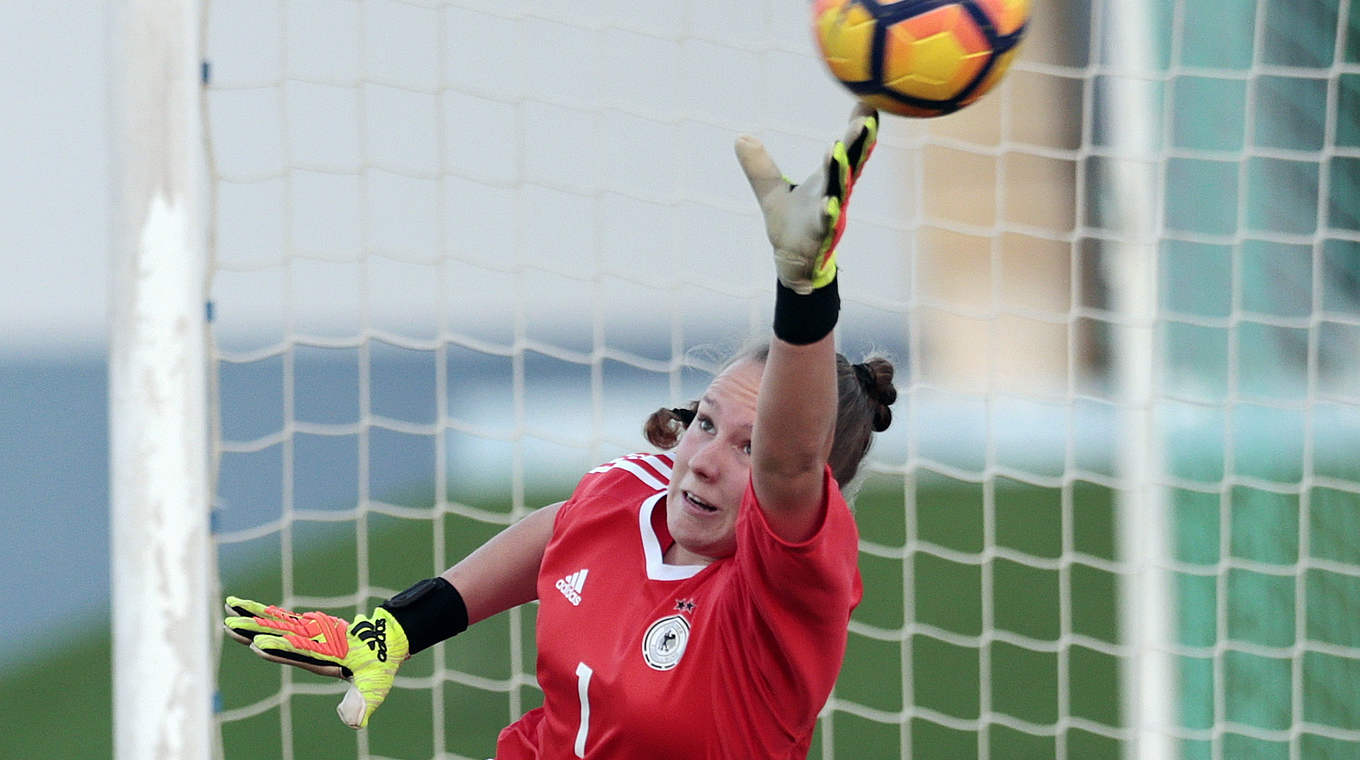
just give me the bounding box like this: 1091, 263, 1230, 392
696, 414, 715, 434
741, 441, 752, 456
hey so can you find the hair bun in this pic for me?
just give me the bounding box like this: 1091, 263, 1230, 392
853, 359, 897, 432
642, 402, 697, 450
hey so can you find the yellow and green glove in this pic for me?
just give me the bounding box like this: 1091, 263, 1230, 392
735, 103, 879, 294
225, 578, 469, 729
224, 597, 409, 728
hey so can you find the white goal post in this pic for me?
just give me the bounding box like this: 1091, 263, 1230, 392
1100, 1, 1173, 758
108, 1, 214, 758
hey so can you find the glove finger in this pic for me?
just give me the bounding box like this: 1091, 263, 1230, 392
225, 596, 309, 630
735, 136, 789, 200
823, 195, 846, 259
823, 143, 849, 205
224, 595, 273, 618
841, 103, 878, 142
223, 608, 325, 638
223, 613, 297, 643
223, 622, 255, 647
249, 634, 351, 680
841, 105, 879, 180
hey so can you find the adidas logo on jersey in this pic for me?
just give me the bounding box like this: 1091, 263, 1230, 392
555, 569, 589, 606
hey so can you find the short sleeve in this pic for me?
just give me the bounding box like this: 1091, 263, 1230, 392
734, 465, 863, 621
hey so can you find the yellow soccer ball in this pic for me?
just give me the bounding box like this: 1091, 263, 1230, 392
813, 0, 1032, 118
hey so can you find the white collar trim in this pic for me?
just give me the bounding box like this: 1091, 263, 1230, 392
637, 492, 705, 581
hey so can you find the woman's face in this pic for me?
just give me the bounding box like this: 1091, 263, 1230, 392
664, 358, 763, 565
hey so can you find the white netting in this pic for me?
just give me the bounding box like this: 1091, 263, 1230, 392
205, 1, 1360, 759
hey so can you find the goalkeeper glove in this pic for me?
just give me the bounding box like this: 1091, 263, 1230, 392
735, 103, 879, 294
224, 597, 408, 729
223, 577, 468, 729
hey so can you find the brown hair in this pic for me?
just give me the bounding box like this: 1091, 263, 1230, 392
642, 344, 897, 487
642, 400, 698, 450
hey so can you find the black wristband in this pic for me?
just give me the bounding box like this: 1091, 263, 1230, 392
379, 577, 469, 655
773, 277, 840, 345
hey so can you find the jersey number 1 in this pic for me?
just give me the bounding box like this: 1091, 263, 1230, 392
574, 662, 593, 758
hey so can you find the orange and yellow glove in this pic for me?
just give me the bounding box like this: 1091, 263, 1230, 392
735, 103, 878, 294
223, 597, 409, 729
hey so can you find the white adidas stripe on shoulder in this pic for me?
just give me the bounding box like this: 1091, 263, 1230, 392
586, 453, 672, 491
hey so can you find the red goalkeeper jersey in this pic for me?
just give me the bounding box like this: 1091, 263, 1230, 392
495, 453, 863, 759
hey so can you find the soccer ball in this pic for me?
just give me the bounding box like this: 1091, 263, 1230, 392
813, 0, 1031, 118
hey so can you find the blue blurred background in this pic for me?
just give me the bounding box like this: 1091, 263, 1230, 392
0, 1, 112, 671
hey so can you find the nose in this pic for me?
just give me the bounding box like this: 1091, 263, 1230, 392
687, 436, 723, 482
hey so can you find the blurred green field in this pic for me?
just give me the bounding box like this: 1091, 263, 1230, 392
6, 474, 1121, 759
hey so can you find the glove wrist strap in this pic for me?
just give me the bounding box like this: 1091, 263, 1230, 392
773, 276, 840, 345
379, 577, 469, 655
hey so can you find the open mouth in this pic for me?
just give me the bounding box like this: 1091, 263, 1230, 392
684, 491, 719, 513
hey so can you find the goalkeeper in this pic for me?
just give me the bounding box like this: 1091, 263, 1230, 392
224, 104, 897, 759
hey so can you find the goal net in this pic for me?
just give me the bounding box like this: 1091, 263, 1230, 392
202, 1, 1360, 759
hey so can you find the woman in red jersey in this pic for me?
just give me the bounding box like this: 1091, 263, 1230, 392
225, 104, 896, 759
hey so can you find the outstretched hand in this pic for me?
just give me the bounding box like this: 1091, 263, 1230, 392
736, 103, 878, 294
223, 596, 410, 729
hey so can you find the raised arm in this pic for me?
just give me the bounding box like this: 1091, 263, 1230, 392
752, 330, 838, 539
736, 105, 878, 541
